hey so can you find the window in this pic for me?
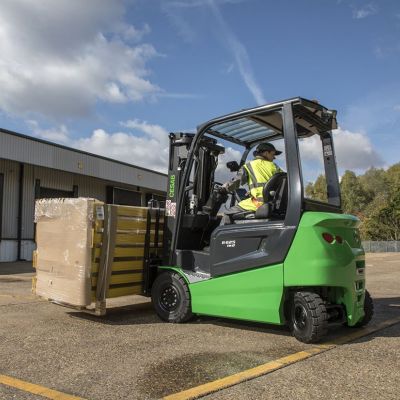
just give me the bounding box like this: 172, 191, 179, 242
298, 134, 328, 202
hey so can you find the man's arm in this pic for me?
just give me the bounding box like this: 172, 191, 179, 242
222, 167, 248, 192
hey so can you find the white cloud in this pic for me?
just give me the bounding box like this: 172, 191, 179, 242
299, 127, 383, 171
27, 120, 70, 143
333, 128, 383, 169
74, 120, 170, 173
352, 3, 378, 19
0, 0, 160, 119
215, 146, 242, 183
113, 23, 151, 42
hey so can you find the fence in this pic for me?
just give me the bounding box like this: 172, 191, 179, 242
362, 241, 400, 253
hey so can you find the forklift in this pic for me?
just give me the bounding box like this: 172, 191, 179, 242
148, 97, 373, 343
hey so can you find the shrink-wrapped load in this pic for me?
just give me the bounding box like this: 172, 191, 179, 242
34, 198, 98, 306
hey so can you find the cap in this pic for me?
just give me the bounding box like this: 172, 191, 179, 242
254, 142, 282, 156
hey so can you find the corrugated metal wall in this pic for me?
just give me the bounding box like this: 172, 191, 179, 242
22, 165, 35, 240
0, 159, 19, 239
0, 241, 18, 262
35, 165, 74, 190
74, 174, 107, 200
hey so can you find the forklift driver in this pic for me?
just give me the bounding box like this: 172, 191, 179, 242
221, 142, 283, 224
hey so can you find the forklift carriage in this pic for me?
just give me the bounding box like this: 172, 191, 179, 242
149, 97, 373, 343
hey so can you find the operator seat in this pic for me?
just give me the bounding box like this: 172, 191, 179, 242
230, 172, 288, 223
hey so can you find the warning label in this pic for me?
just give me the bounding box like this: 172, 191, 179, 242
165, 200, 176, 217
323, 144, 333, 156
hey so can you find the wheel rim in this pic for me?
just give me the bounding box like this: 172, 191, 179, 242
159, 285, 180, 312
293, 304, 308, 331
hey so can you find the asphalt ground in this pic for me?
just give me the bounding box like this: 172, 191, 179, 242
0, 254, 399, 400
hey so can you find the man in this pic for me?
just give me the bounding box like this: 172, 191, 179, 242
222, 142, 283, 223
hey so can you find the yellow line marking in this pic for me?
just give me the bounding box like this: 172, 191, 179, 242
0, 375, 86, 400
164, 316, 400, 400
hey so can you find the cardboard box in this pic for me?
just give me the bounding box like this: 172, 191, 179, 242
35, 198, 97, 306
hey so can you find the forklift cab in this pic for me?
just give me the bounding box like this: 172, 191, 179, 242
164, 98, 339, 277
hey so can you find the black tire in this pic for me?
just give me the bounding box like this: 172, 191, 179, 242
290, 291, 328, 344
151, 271, 193, 323
351, 290, 374, 328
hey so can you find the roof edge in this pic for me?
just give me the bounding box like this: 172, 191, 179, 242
0, 127, 167, 177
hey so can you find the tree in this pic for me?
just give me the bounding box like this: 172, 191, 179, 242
305, 182, 315, 199
304, 163, 400, 241
386, 163, 400, 195
340, 170, 368, 215
362, 189, 400, 240
358, 167, 388, 203
305, 175, 327, 202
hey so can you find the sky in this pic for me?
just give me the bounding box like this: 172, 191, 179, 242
0, 0, 399, 183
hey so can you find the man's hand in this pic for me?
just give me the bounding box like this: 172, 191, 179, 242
220, 183, 230, 194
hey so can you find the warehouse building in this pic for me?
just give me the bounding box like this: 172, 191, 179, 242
0, 128, 167, 262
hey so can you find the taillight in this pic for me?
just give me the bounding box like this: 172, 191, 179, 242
322, 232, 344, 244
322, 232, 334, 243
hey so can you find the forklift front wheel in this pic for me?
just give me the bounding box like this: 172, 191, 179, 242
290, 291, 328, 344
152, 272, 193, 323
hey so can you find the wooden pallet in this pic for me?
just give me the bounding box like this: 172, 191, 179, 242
90, 204, 164, 315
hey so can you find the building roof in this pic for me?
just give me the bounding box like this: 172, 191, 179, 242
0, 127, 167, 192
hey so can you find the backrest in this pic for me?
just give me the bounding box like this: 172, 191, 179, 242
262, 172, 287, 203
257, 172, 288, 218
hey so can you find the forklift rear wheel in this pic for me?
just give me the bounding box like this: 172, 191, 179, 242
152, 272, 193, 323
350, 290, 374, 328
290, 291, 328, 344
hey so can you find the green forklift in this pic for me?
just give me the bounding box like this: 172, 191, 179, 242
147, 97, 373, 343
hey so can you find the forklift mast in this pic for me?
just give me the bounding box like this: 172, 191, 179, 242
163, 133, 225, 264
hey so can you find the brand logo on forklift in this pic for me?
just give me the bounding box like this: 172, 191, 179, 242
222, 240, 236, 248
169, 175, 175, 198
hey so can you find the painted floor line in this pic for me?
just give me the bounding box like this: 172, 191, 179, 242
163, 316, 400, 400
0, 374, 86, 400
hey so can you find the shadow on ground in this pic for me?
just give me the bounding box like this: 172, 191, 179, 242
66, 295, 400, 336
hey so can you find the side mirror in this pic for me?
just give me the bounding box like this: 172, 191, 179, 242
226, 161, 240, 172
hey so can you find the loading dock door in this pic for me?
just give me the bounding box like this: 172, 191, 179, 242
39, 187, 75, 198
107, 186, 142, 206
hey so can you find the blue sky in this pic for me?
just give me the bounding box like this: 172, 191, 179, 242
0, 0, 399, 179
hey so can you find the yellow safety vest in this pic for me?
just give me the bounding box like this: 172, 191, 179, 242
239, 158, 281, 212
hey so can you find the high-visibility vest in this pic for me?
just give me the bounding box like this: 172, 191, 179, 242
238, 158, 281, 212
